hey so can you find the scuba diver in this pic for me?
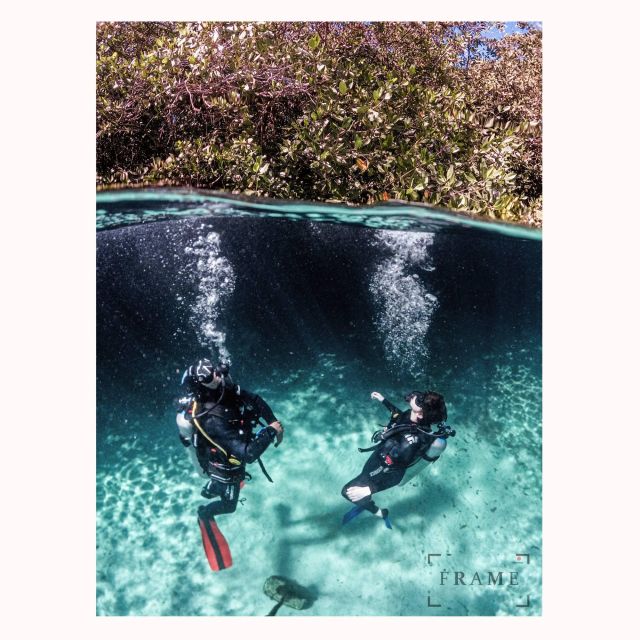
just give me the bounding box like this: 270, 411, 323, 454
175, 358, 283, 570
341, 389, 455, 529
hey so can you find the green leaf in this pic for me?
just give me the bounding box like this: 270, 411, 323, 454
308, 34, 321, 51
339, 80, 348, 95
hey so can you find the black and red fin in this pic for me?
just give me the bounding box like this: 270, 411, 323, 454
197, 511, 233, 571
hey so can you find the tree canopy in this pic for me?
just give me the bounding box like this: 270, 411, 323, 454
97, 22, 542, 226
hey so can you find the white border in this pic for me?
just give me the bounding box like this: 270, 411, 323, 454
4, 1, 637, 638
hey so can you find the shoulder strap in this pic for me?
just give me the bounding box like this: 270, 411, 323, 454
191, 401, 231, 459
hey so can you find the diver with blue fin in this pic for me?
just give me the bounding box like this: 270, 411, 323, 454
341, 389, 454, 528
175, 358, 283, 571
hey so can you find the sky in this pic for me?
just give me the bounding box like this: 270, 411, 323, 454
483, 21, 542, 39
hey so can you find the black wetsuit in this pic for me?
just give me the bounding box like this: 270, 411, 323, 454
180, 375, 279, 517
341, 398, 442, 514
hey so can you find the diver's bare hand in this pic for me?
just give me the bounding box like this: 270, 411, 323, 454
371, 391, 384, 402
269, 420, 284, 445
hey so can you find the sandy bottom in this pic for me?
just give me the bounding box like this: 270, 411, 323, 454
97, 347, 541, 616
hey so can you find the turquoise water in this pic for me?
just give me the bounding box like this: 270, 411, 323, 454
96, 190, 541, 616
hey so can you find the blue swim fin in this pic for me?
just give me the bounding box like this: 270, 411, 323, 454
342, 505, 365, 525
381, 509, 393, 530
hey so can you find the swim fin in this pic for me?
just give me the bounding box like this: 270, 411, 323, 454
197, 506, 233, 571
342, 505, 365, 525
381, 508, 393, 530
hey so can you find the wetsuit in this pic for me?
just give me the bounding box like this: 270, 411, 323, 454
341, 398, 444, 514
178, 374, 279, 517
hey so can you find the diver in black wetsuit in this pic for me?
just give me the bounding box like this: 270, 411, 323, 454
175, 358, 283, 518
341, 390, 454, 527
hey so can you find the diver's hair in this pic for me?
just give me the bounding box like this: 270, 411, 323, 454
423, 391, 447, 424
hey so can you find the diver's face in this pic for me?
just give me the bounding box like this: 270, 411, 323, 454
409, 396, 424, 421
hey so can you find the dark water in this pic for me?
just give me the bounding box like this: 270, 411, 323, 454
96, 191, 541, 616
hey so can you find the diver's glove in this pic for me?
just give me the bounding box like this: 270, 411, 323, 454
256, 424, 280, 445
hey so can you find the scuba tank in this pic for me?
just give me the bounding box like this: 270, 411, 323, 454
398, 436, 448, 486
176, 407, 208, 478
